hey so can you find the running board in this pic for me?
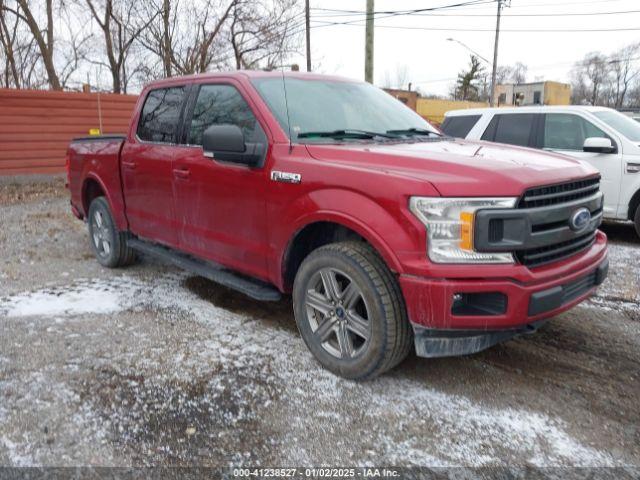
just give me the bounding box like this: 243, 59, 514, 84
128, 238, 282, 302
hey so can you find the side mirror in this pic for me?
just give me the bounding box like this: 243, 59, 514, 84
202, 124, 262, 166
583, 137, 616, 154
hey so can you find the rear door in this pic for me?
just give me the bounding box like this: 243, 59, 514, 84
441, 114, 481, 138
480, 113, 539, 148
121, 86, 188, 247
539, 113, 621, 217
171, 81, 271, 280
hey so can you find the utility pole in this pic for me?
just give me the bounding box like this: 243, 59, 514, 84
490, 0, 504, 107
305, 0, 311, 72
364, 0, 374, 83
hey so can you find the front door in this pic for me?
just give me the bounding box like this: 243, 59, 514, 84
121, 86, 187, 247
541, 113, 622, 217
172, 82, 271, 280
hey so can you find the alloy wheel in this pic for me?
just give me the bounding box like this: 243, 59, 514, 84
304, 267, 371, 359
91, 210, 112, 257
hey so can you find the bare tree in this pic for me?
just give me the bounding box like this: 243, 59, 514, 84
0, 0, 20, 87
136, 0, 174, 77
1, 0, 89, 90
494, 62, 527, 85
494, 65, 511, 85
84, 0, 157, 93
0, 1, 46, 88
608, 43, 640, 108
571, 52, 609, 106
511, 62, 527, 84
229, 0, 302, 70
140, 0, 238, 77
1, 0, 304, 90
1, 0, 61, 89
57, 6, 91, 89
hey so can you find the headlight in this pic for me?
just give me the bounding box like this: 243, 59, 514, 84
409, 197, 518, 264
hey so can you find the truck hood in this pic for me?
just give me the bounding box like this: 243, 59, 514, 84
305, 138, 599, 197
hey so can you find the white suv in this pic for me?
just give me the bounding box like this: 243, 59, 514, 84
442, 106, 640, 237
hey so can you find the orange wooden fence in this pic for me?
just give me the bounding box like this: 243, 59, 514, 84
0, 88, 138, 176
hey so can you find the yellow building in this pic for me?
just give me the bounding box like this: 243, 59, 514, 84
416, 98, 488, 125
494, 81, 571, 106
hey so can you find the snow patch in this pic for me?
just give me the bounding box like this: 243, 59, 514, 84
0, 277, 142, 318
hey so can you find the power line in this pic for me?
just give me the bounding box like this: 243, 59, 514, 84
309, 0, 496, 27
310, 0, 494, 18
495, 0, 631, 8
313, 0, 634, 13
310, 9, 640, 19
309, 21, 640, 33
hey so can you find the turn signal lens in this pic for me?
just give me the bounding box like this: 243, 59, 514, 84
459, 212, 474, 250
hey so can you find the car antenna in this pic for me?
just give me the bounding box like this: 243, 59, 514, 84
281, 70, 294, 153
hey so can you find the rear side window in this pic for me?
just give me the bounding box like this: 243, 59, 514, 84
441, 115, 481, 138
137, 87, 186, 143
187, 84, 262, 145
482, 113, 536, 147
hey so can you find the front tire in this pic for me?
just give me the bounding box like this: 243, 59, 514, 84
634, 204, 640, 239
87, 197, 136, 268
293, 241, 412, 380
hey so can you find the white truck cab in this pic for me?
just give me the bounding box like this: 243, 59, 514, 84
442, 106, 640, 237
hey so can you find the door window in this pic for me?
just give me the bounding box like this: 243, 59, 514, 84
543, 113, 608, 151
441, 115, 481, 138
187, 84, 262, 145
137, 87, 186, 143
482, 113, 536, 147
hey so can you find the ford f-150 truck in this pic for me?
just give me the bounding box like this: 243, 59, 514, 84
67, 71, 609, 380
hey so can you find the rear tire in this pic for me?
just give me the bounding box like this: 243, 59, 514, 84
292, 241, 412, 380
634, 204, 640, 239
87, 197, 136, 268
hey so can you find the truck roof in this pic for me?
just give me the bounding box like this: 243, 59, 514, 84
145, 70, 357, 89
445, 105, 615, 117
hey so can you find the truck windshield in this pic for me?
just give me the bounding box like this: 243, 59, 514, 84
593, 110, 640, 142
251, 77, 439, 143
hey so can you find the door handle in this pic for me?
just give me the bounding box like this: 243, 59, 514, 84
122, 161, 137, 170
173, 167, 190, 179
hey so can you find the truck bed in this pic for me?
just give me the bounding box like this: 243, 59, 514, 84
67, 135, 128, 229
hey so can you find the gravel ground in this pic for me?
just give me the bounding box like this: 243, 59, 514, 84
0, 179, 639, 469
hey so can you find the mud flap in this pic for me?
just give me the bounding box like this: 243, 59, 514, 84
413, 320, 546, 358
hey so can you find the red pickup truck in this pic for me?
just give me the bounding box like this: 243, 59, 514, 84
67, 71, 608, 379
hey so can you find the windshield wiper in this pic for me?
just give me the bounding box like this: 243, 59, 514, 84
386, 128, 441, 137
297, 129, 397, 140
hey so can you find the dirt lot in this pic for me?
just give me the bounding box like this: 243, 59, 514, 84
0, 179, 639, 468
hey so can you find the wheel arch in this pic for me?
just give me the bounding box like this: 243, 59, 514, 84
82, 176, 107, 215
80, 173, 127, 230
280, 214, 404, 293
628, 187, 640, 221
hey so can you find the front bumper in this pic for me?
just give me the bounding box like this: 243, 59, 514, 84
400, 231, 608, 357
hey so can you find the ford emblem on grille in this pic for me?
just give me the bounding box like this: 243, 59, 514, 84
569, 207, 591, 231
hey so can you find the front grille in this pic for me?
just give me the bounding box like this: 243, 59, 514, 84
518, 177, 600, 209
516, 231, 597, 267
475, 176, 603, 269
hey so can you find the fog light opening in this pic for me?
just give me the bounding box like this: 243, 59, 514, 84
451, 292, 508, 316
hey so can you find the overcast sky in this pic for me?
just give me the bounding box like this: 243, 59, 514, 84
289, 0, 640, 95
